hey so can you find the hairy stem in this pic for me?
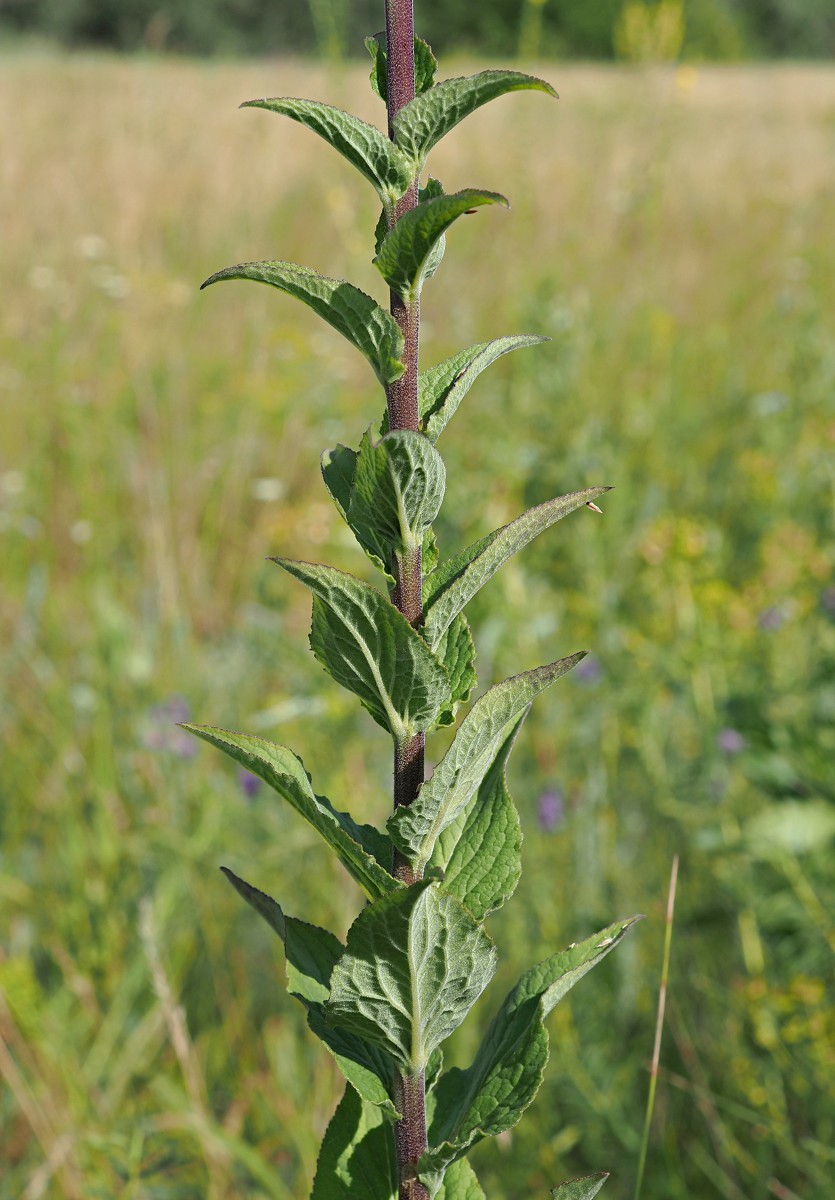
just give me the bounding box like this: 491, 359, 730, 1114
384, 3, 429, 1197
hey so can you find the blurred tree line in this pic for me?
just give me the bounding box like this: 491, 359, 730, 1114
1, 0, 834, 59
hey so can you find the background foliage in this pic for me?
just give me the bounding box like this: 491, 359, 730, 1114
1, 48, 834, 1200
1, 0, 835, 59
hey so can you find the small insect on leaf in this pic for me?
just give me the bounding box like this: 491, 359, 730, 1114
586, 501, 603, 514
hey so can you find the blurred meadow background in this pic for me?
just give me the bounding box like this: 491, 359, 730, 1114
1, 4, 835, 1198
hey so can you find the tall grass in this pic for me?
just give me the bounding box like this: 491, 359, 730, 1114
1, 51, 833, 1199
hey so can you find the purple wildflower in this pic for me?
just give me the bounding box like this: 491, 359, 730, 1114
238, 768, 262, 800
758, 606, 785, 632
717, 728, 745, 755
143, 694, 198, 759
537, 788, 566, 832
575, 656, 602, 684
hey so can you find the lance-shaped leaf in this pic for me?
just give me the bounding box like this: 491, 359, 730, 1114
419, 919, 641, 1192
432, 613, 477, 729
374, 190, 508, 304
426, 711, 525, 921
423, 488, 613, 650
393, 70, 558, 165
366, 32, 438, 104
348, 429, 446, 566
185, 727, 397, 900
552, 1176, 609, 1200
327, 881, 497, 1073
241, 97, 413, 205
221, 869, 400, 1119
419, 335, 549, 444
389, 655, 584, 870
273, 559, 451, 738
311, 1085, 397, 1200
201, 261, 404, 387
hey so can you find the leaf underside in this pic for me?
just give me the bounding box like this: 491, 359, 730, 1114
273, 559, 451, 739
200, 260, 404, 386
552, 1174, 610, 1200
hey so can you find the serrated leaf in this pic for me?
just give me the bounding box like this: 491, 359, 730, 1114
420, 920, 640, 1189
241, 97, 413, 204
388, 656, 584, 870
431, 613, 477, 729
348, 430, 446, 568
419, 336, 549, 444
321, 443, 358, 521
365, 33, 438, 104
221, 869, 400, 1119
186, 727, 397, 900
427, 712, 525, 920
327, 881, 496, 1073
375, 190, 508, 303
423, 488, 613, 650
273, 559, 451, 738
311, 1085, 397, 1200
393, 70, 557, 164
435, 1158, 485, 1200
201, 261, 404, 387
552, 1174, 609, 1200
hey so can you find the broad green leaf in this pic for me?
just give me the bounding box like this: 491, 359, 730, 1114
431, 613, 477, 729
552, 1175, 609, 1200
311, 1085, 397, 1200
427, 712, 525, 920
422, 525, 440, 574
423, 488, 613, 649
374, 190, 508, 303
419, 336, 549, 444
186, 727, 397, 899
348, 429, 446, 566
221, 869, 400, 1119
365, 33, 438, 104
241, 97, 413, 204
388, 655, 584, 870
420, 919, 640, 1189
327, 881, 496, 1073
321, 443, 358, 522
435, 1158, 485, 1200
273, 559, 451, 738
393, 70, 558, 164
201, 261, 404, 387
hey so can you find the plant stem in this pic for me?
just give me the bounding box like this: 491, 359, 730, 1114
634, 853, 679, 1200
384, 4, 430, 1197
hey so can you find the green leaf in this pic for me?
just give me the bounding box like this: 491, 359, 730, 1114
221, 869, 400, 1119
241, 97, 413, 205
422, 526, 440, 574
393, 70, 558, 164
435, 1158, 485, 1200
321, 443, 358, 522
348, 429, 446, 566
186, 727, 397, 900
201, 261, 404, 387
420, 920, 640, 1189
311, 1085, 397, 1200
419, 336, 549, 444
374, 190, 508, 303
327, 881, 496, 1073
431, 613, 477, 729
272, 559, 451, 738
220, 867, 341, 1004
552, 1175, 609, 1200
426, 711, 525, 920
365, 33, 438, 104
423, 488, 613, 650
388, 655, 584, 870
